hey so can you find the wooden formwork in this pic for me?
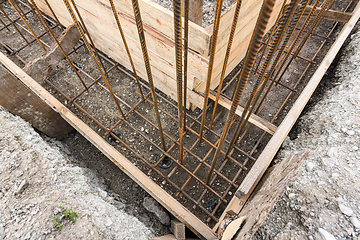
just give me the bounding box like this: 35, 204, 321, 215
1, 0, 360, 239
33, 0, 286, 109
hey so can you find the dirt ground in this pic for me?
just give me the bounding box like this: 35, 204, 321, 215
1, 1, 360, 239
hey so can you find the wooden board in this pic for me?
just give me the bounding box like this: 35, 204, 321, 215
0, 51, 218, 240
196, 0, 285, 92
0, 65, 73, 139
234, 150, 312, 239
33, 0, 209, 107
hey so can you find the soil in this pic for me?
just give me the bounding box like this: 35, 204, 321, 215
1, 0, 360, 239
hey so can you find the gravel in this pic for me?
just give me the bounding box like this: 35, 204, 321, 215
0, 107, 154, 240
254, 28, 360, 239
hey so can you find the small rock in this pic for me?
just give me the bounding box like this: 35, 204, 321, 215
351, 216, 360, 229
339, 203, 353, 216
347, 130, 355, 135
24, 232, 31, 239
306, 162, 316, 172
15, 180, 29, 195
0, 224, 5, 239
318, 228, 336, 240
143, 197, 170, 225
141, 127, 144, 132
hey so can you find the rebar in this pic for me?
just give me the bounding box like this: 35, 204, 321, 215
198, 0, 224, 143
208, 0, 242, 129
206, 0, 276, 185
130, 0, 167, 151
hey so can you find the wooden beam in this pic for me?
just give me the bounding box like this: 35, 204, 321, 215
194, 90, 278, 135
304, 5, 352, 23
0, 52, 217, 240
212, 0, 360, 232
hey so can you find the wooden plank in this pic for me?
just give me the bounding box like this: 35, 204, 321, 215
212, 1, 360, 232
235, 0, 360, 199
0, 51, 217, 240
234, 150, 312, 239
33, 0, 209, 106
196, 0, 284, 92
303, 5, 352, 23
0, 25, 79, 139
96, 0, 211, 56
0, 67, 73, 139
206, 90, 277, 135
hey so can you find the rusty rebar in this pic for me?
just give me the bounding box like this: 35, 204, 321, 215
206, 0, 276, 185
183, 0, 189, 130
29, 0, 89, 92
63, 0, 127, 119
225, 0, 303, 158
198, 0, 224, 143
0, 4, 29, 44
209, 0, 242, 129
173, 0, 184, 164
44, 0, 64, 30
8, 0, 46, 51
130, 0, 167, 151
108, 0, 145, 100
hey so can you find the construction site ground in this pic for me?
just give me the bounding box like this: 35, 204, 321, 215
1, 17, 360, 240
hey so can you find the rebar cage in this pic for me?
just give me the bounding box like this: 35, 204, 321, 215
0, 0, 359, 238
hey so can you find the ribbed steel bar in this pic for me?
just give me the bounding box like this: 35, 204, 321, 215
29, 0, 88, 92
8, 0, 46, 51
206, 0, 276, 185
225, 0, 303, 158
108, 0, 145, 100
183, 0, 189, 130
173, 0, 184, 164
273, 0, 327, 86
253, 0, 287, 73
208, 0, 242, 129
0, 16, 9, 31
63, 0, 127, 119
44, 0, 64, 30
44, 79, 219, 221
130, 0, 167, 151
0, 4, 29, 44
256, 0, 334, 112
23, 0, 47, 31
11, 0, 27, 20
198, 0, 224, 143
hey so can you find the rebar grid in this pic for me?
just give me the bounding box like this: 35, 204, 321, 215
0, 0, 357, 227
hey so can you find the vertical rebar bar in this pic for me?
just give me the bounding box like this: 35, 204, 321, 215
206, 0, 276, 185
130, 0, 167, 151
173, 0, 184, 164
183, 0, 189, 130
198, 0, 224, 143
208, 0, 242, 129
225, 0, 303, 159
108, 0, 145, 100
